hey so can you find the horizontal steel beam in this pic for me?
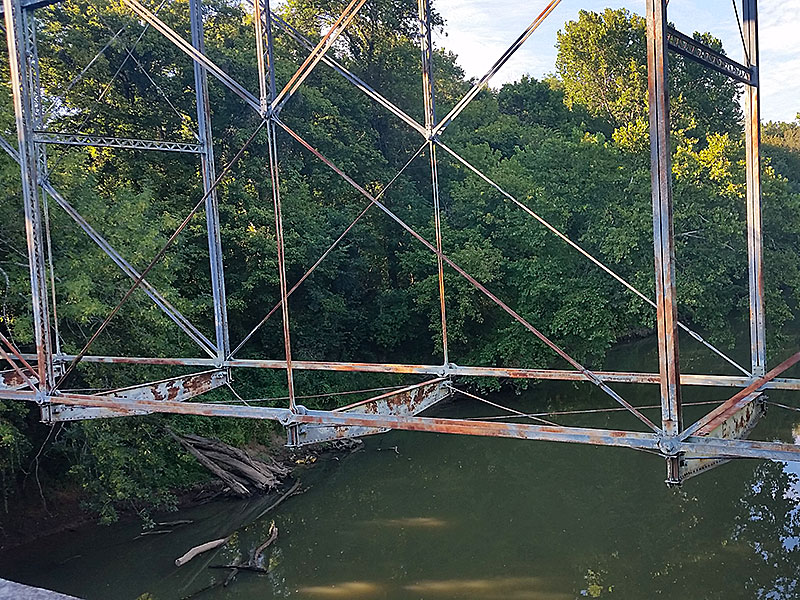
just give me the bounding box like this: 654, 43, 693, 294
11, 392, 800, 462
31, 391, 665, 451
666, 26, 754, 85
47, 405, 147, 421
15, 353, 800, 391
34, 131, 203, 153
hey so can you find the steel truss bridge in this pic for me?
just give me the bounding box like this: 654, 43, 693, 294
1, 0, 798, 484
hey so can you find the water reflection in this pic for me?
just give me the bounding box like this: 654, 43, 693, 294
367, 517, 448, 528
298, 581, 383, 597
404, 576, 569, 599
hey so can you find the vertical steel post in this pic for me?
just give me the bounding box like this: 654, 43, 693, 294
189, 0, 230, 364
646, 0, 682, 482
260, 0, 296, 437
743, 0, 766, 377
3, 0, 54, 398
23, 10, 44, 173
252, 0, 269, 116
24, 9, 61, 361
418, 0, 448, 365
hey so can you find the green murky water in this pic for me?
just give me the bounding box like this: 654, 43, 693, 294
3, 336, 800, 599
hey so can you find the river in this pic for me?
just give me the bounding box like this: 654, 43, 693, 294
2, 335, 800, 599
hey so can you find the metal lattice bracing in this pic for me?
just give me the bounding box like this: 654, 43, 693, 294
1, 0, 798, 485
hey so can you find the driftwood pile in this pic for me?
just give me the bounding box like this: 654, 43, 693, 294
168, 430, 290, 497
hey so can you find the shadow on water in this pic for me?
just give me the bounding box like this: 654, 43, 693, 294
2, 333, 800, 599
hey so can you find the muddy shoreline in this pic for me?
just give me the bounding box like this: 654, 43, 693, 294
0, 436, 356, 553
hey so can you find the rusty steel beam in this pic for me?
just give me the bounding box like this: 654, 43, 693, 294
293, 379, 451, 446
666, 27, 754, 85
47, 405, 146, 421
103, 369, 228, 402
646, 0, 683, 482
0, 368, 37, 390
41, 392, 664, 451
14, 391, 800, 462
14, 353, 800, 390
679, 393, 764, 480
681, 350, 800, 439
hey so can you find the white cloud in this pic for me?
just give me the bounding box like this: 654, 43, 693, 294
432, 0, 798, 121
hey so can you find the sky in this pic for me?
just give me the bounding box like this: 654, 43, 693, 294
432, 0, 799, 123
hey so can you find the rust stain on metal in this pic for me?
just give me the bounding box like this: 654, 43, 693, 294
0, 368, 37, 390
105, 369, 226, 403
680, 397, 766, 480
686, 350, 800, 438
294, 380, 452, 446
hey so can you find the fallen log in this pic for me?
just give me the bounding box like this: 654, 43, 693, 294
202, 449, 279, 490
167, 430, 250, 496
167, 429, 288, 497
224, 568, 238, 587
175, 536, 231, 567
250, 521, 278, 568
182, 435, 278, 475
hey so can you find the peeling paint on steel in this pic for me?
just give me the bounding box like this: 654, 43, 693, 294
293, 379, 452, 446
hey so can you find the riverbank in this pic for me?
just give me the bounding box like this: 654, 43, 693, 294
0, 431, 358, 552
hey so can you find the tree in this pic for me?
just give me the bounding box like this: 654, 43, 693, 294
555, 8, 742, 146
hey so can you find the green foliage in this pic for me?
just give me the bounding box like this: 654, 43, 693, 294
556, 9, 742, 145
0, 401, 31, 509
763, 115, 800, 193
63, 414, 274, 522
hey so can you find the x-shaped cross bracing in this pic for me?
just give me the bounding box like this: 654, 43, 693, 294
35, 0, 758, 433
